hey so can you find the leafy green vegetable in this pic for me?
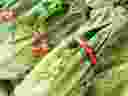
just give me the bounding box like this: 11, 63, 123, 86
48, 0, 64, 16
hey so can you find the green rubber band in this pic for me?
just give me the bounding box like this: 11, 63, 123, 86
84, 31, 96, 40
80, 48, 84, 56
90, 34, 96, 41
84, 59, 91, 65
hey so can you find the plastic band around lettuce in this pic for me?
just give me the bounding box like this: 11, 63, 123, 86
80, 31, 96, 65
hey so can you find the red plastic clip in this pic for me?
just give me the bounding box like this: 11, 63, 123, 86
80, 38, 96, 65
